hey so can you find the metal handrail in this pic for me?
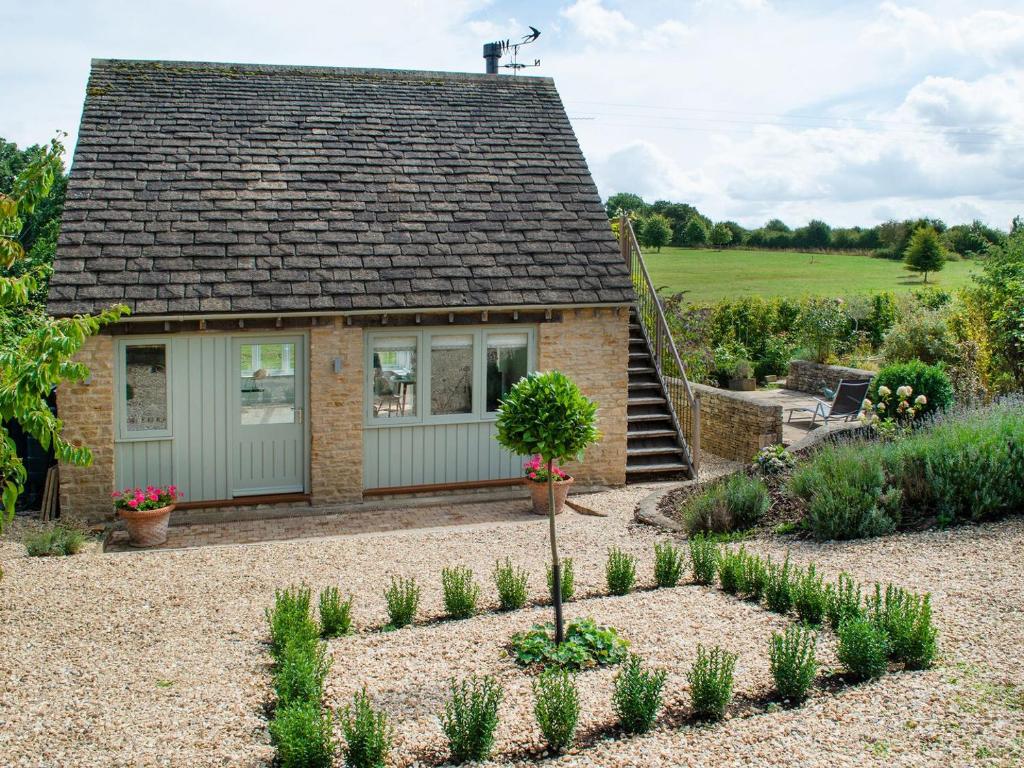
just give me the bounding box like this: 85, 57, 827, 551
620, 214, 701, 475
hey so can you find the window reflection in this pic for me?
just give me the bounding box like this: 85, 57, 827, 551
431, 334, 474, 415
240, 343, 296, 425
372, 336, 417, 418
486, 333, 528, 412
125, 344, 168, 431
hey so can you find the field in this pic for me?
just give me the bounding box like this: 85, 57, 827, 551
643, 247, 978, 304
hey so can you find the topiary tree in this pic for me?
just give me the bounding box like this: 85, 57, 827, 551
904, 226, 947, 283
495, 371, 599, 643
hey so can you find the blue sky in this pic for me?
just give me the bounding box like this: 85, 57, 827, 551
3, 0, 1022, 228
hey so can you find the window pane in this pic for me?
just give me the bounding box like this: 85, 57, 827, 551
372, 336, 417, 419
240, 342, 296, 425
431, 334, 474, 415
486, 333, 528, 412
125, 344, 168, 432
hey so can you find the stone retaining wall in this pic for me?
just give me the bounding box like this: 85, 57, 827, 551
787, 360, 874, 395
691, 383, 782, 463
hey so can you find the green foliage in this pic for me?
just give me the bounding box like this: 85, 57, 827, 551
795, 297, 850, 363
383, 576, 420, 629
494, 371, 600, 464
269, 700, 335, 768
769, 625, 818, 703
836, 616, 889, 681
872, 360, 954, 417
532, 669, 580, 753
687, 645, 737, 721
493, 558, 529, 611
0, 135, 128, 526
266, 586, 317, 661
764, 555, 796, 614
683, 216, 709, 246
546, 557, 575, 602
741, 552, 769, 601
440, 675, 503, 763
868, 585, 938, 670
340, 688, 393, 768
789, 442, 899, 540
880, 307, 958, 367
606, 547, 637, 595
793, 564, 827, 626
653, 539, 684, 588
682, 474, 769, 535
605, 192, 648, 220
23, 523, 87, 556
612, 654, 667, 734
717, 547, 746, 595
639, 213, 673, 252
886, 401, 1024, 526
441, 566, 480, 620
318, 587, 352, 638
863, 291, 899, 348
961, 229, 1024, 392
710, 222, 733, 248
825, 573, 864, 631
274, 635, 332, 708
903, 226, 947, 282
509, 618, 629, 671
688, 533, 719, 585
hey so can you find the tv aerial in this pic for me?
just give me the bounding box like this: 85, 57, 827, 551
482, 26, 541, 75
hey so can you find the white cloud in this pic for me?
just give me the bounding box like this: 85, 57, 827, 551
560, 0, 635, 45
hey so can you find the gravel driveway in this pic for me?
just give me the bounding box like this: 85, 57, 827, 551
1, 486, 1021, 767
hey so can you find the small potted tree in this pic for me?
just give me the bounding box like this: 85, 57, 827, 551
496, 371, 599, 643
112, 485, 181, 547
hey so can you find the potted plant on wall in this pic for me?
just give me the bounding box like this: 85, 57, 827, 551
112, 485, 181, 547
495, 371, 599, 643
729, 359, 757, 391
522, 455, 573, 515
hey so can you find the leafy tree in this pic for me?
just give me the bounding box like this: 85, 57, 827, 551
0, 136, 127, 527
903, 226, 947, 283
604, 192, 648, 220
709, 222, 733, 249
801, 219, 832, 249
945, 220, 1004, 258
721, 221, 746, 246
683, 217, 708, 247
764, 218, 791, 233
495, 372, 599, 643
961, 229, 1024, 392
639, 214, 672, 252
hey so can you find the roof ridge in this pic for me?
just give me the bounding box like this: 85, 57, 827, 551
90, 58, 555, 85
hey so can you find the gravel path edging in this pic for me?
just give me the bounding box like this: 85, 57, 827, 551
635, 486, 686, 532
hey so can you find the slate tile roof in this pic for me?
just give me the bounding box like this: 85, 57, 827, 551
48, 59, 633, 317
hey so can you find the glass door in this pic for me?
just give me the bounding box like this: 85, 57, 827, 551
231, 336, 307, 496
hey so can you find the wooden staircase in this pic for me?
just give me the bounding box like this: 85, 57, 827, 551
619, 214, 701, 482
626, 309, 691, 480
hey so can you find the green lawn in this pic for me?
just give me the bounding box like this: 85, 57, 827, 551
642, 247, 977, 304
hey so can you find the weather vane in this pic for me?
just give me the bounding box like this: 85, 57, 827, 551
482, 26, 541, 75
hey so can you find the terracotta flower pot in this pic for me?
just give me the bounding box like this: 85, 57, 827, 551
527, 477, 574, 516
119, 504, 175, 547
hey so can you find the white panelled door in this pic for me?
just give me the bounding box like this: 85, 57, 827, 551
231, 335, 307, 495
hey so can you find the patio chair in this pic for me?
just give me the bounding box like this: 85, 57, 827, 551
786, 379, 870, 427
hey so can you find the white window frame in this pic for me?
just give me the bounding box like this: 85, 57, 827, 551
115, 337, 173, 441
364, 325, 535, 428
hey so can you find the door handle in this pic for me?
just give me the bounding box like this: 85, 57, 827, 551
296, 407, 304, 424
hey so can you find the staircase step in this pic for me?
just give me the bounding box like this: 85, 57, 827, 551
627, 427, 677, 439
627, 445, 684, 457
628, 351, 649, 360
625, 460, 690, 475
628, 412, 674, 423
627, 365, 656, 374
628, 395, 667, 406
628, 381, 662, 390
